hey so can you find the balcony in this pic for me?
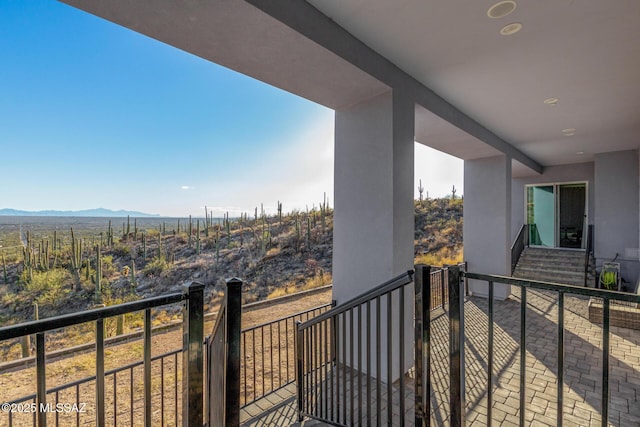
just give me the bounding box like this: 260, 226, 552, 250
2, 266, 640, 426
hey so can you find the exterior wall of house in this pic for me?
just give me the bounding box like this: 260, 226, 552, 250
464, 155, 512, 299
333, 90, 414, 381
510, 153, 640, 287
511, 162, 595, 243
594, 150, 640, 287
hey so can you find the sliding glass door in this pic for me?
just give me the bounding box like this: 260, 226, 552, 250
527, 185, 555, 246
526, 183, 587, 249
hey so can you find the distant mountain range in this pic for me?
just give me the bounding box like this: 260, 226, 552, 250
0, 208, 159, 217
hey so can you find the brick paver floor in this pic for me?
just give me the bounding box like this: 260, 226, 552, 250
241, 288, 640, 426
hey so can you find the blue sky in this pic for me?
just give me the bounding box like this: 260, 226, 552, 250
1, 0, 462, 217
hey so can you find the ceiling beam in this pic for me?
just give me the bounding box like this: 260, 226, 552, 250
247, 0, 543, 174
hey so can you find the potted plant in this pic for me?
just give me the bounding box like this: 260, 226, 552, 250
599, 262, 620, 291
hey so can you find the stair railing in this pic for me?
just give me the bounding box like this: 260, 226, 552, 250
584, 224, 594, 286
510, 224, 529, 274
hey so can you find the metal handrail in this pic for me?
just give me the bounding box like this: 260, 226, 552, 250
510, 224, 528, 274
296, 269, 420, 425
240, 302, 333, 407
0, 293, 185, 340
0, 282, 204, 427
463, 271, 640, 303
584, 224, 594, 286
297, 270, 414, 329
241, 303, 332, 334
456, 269, 639, 427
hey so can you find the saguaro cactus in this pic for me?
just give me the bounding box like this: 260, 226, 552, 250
142, 232, 147, 261
130, 260, 136, 286
69, 228, 83, 292
196, 220, 201, 255
94, 244, 102, 301
107, 220, 114, 247
2, 254, 7, 284
157, 233, 164, 260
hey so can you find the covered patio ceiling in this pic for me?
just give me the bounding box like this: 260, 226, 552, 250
61, 0, 640, 177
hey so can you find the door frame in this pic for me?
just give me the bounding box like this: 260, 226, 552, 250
524, 181, 589, 249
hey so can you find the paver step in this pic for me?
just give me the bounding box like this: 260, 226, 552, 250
515, 268, 586, 278
517, 260, 585, 269
512, 273, 586, 286
513, 247, 595, 286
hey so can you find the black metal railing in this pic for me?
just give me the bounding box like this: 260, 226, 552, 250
511, 224, 529, 274
584, 224, 594, 286
296, 270, 420, 425
5, 349, 182, 427
444, 267, 640, 427
429, 263, 467, 309
241, 303, 333, 407
206, 277, 242, 427
0, 282, 204, 427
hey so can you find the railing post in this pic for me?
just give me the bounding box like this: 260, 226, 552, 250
96, 319, 105, 427
462, 261, 469, 297
36, 332, 46, 427
296, 320, 304, 422
182, 281, 204, 427
144, 309, 152, 427
415, 265, 431, 426
448, 266, 465, 427
440, 268, 446, 309
225, 277, 243, 427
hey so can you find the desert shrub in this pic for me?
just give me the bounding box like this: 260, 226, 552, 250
24, 269, 72, 307
146, 229, 160, 238
300, 271, 332, 290
415, 247, 463, 267
143, 256, 168, 276
267, 272, 332, 299
112, 244, 131, 258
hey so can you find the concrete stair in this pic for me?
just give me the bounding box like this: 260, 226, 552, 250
513, 247, 595, 286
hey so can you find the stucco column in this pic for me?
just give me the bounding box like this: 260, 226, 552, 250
594, 150, 640, 284
333, 90, 414, 381
464, 155, 512, 299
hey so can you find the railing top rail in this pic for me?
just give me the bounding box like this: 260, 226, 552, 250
241, 302, 333, 333
0, 292, 185, 341
510, 223, 528, 252
297, 270, 414, 330
463, 271, 640, 303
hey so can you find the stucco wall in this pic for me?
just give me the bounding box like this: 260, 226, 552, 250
510, 156, 640, 286
464, 155, 511, 299
594, 150, 639, 286
333, 90, 414, 381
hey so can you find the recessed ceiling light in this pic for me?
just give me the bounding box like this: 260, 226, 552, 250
500, 22, 523, 36
576, 151, 584, 155
543, 97, 559, 106
562, 128, 576, 136
487, 1, 517, 19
